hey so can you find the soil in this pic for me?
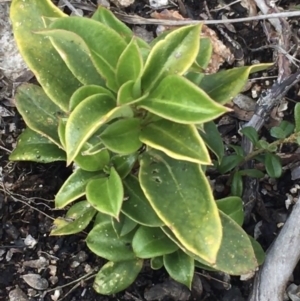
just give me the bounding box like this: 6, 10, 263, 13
1, 0, 300, 300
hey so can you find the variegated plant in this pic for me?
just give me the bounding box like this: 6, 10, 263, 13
10, 0, 268, 295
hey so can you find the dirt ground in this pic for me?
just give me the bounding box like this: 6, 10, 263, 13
1, 0, 300, 300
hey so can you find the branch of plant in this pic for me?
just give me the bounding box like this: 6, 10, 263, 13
243, 131, 300, 164
114, 10, 300, 26
248, 196, 300, 301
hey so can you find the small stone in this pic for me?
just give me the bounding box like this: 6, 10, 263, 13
9, 286, 28, 301
23, 274, 49, 290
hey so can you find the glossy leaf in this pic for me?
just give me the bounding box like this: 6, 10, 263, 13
139, 149, 222, 264
212, 211, 257, 274
94, 212, 112, 227
86, 167, 123, 219
139, 75, 228, 124
199, 64, 272, 104
74, 143, 110, 172
50, 201, 96, 235
142, 24, 201, 92
58, 118, 67, 149
116, 39, 143, 86
151, 257, 164, 270
163, 211, 257, 275
10, 0, 82, 111
93, 259, 143, 295
249, 236, 265, 265
65, 94, 115, 164
112, 214, 137, 237
199, 121, 224, 163
218, 155, 244, 174
163, 250, 194, 289
196, 37, 212, 69
122, 175, 163, 227
241, 126, 259, 145
111, 153, 138, 178
92, 6, 133, 43
132, 226, 178, 258
69, 85, 115, 112
48, 17, 127, 91
92, 7, 149, 49
37, 29, 105, 86
140, 119, 211, 164
231, 171, 243, 198
55, 168, 102, 209
265, 152, 282, 178
9, 128, 66, 163
295, 103, 300, 132
86, 222, 136, 262
100, 118, 142, 155
117, 80, 147, 106
15, 84, 63, 146
216, 196, 244, 226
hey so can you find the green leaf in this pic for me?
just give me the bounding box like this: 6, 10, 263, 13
55, 169, 103, 209
116, 39, 143, 87
9, 128, 66, 163
140, 119, 210, 164
163, 211, 258, 275
86, 167, 124, 219
94, 211, 112, 227
112, 214, 137, 237
270, 127, 285, 139
249, 236, 265, 265
132, 226, 178, 258
122, 175, 163, 227
93, 259, 143, 295
69, 85, 115, 112
295, 103, 300, 132
65, 95, 115, 164
216, 196, 244, 226
86, 222, 136, 261
91, 6, 133, 43
231, 171, 243, 198
15, 84, 64, 146
264, 153, 282, 178
112, 153, 138, 178
100, 118, 143, 155
48, 16, 127, 91
241, 127, 259, 145
10, 0, 82, 111
139, 75, 228, 124
196, 37, 212, 69
163, 250, 194, 289
280, 120, 295, 137
271, 121, 294, 139
151, 257, 164, 270
199, 211, 257, 274
239, 169, 264, 178
74, 142, 110, 172
199, 64, 273, 104
228, 144, 244, 156
257, 139, 270, 150
200, 121, 224, 163
142, 24, 201, 91
218, 155, 243, 174
139, 149, 222, 264
37, 29, 105, 86
50, 201, 96, 235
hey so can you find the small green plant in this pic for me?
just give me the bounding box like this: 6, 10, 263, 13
10, 0, 270, 295
218, 116, 300, 197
